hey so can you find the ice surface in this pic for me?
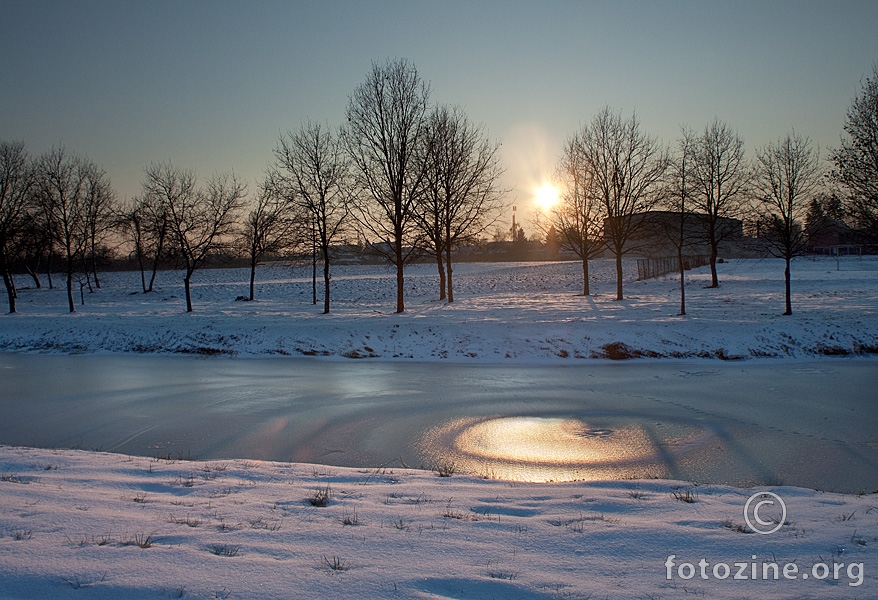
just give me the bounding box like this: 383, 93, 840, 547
0, 355, 875, 492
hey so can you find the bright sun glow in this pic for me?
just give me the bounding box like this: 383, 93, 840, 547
534, 183, 560, 211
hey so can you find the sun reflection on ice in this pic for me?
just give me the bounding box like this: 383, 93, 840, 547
422, 416, 709, 483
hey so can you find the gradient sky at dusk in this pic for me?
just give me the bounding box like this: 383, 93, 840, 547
2, 1, 877, 220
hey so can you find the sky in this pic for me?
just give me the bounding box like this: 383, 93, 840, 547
2, 0, 877, 226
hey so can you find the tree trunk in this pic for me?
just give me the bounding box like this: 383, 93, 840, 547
678, 248, 686, 316
147, 260, 159, 293
249, 255, 257, 302
311, 220, 317, 305
184, 274, 193, 313
395, 260, 405, 313
136, 245, 147, 293
147, 224, 166, 293
395, 235, 405, 313
581, 257, 590, 296
320, 226, 332, 313
47, 257, 53, 289
393, 219, 406, 313
2, 269, 15, 314
25, 264, 41, 288
436, 252, 446, 300
133, 221, 147, 293
91, 248, 101, 289
323, 257, 331, 314
783, 257, 792, 316
65, 259, 75, 313
311, 254, 317, 306
445, 245, 454, 303
615, 251, 623, 301
708, 240, 719, 288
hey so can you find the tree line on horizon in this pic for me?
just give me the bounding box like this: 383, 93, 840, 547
1, 60, 876, 317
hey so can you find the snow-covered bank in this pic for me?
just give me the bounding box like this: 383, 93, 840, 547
2, 257, 877, 361
0, 445, 875, 599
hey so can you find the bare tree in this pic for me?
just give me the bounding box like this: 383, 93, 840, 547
830, 63, 878, 241
240, 173, 299, 302
36, 147, 111, 313
417, 105, 504, 302
118, 192, 170, 294
753, 132, 822, 315
144, 162, 245, 312
687, 119, 749, 287
81, 164, 117, 289
344, 58, 431, 313
118, 201, 150, 293
0, 141, 35, 313
576, 107, 668, 300
275, 122, 350, 312
663, 128, 699, 316
536, 136, 605, 296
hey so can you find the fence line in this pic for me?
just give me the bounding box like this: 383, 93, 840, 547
636, 255, 710, 281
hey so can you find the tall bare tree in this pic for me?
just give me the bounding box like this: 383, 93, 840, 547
664, 128, 698, 316
576, 107, 668, 300
144, 162, 245, 312
344, 58, 431, 313
0, 141, 35, 313
118, 201, 150, 293
119, 192, 170, 294
418, 105, 504, 302
537, 136, 605, 296
36, 147, 111, 313
830, 63, 878, 241
687, 119, 749, 287
240, 172, 299, 302
753, 132, 822, 316
653, 127, 704, 316
81, 162, 117, 289
275, 122, 350, 313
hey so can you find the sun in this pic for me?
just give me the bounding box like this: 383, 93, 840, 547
534, 183, 560, 211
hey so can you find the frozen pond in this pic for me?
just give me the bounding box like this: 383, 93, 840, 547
1, 354, 876, 492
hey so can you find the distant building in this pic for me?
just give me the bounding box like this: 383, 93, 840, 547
602, 211, 744, 258
806, 218, 858, 252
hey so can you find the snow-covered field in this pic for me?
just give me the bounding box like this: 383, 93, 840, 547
2, 256, 877, 361
1, 257, 877, 598
1, 445, 875, 599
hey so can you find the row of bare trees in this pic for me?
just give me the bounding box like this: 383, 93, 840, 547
343, 59, 504, 312
245, 59, 505, 314
249, 60, 505, 314
2, 59, 506, 315
218, 59, 505, 315
543, 110, 823, 315
540, 63, 878, 315
0, 144, 115, 314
